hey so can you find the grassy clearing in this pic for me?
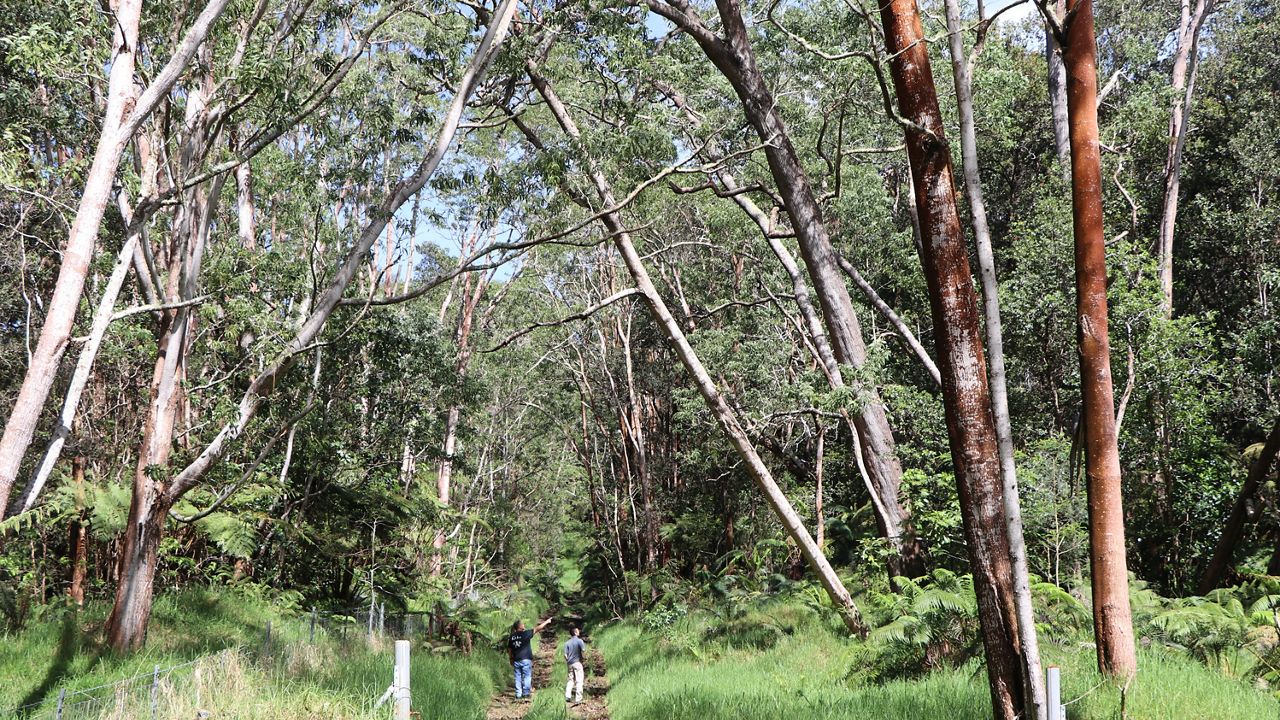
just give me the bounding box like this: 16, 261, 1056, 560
596, 601, 1279, 720
0, 590, 505, 719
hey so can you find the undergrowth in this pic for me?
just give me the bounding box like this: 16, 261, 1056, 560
0, 589, 505, 719
600, 580, 1280, 720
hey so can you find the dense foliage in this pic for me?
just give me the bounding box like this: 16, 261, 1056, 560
1, 0, 1278, 713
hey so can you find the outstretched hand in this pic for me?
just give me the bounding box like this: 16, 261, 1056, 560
535, 616, 554, 632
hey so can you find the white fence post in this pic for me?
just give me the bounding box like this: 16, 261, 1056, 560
1046, 665, 1063, 720
394, 639, 411, 720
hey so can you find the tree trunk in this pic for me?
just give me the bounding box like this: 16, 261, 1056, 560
662, 0, 924, 579
432, 405, 461, 576
815, 423, 825, 550
0, 0, 234, 513
433, 259, 491, 576
10, 226, 139, 516
943, 1, 1047, 716
106, 485, 172, 650
619, 316, 660, 571
1157, 0, 1214, 318
877, 1, 1026, 716
525, 61, 868, 636
106, 165, 224, 654
1061, 0, 1138, 679
1046, 0, 1071, 175
0, 0, 143, 514
1198, 416, 1280, 593
235, 136, 257, 250
67, 456, 88, 607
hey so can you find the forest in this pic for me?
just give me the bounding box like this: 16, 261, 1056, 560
1, 0, 1278, 718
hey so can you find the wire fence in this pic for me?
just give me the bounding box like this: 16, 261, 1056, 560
7, 603, 435, 720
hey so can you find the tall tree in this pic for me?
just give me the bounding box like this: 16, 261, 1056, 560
0, 0, 233, 513
1157, 0, 1216, 317
876, 1, 1027, 716
942, 1, 1047, 716
645, 0, 926, 579
1057, 0, 1138, 679
1045, 0, 1071, 174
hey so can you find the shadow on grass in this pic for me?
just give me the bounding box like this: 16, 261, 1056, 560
13, 612, 101, 717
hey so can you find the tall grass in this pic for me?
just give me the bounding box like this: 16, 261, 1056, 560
596, 601, 1280, 720
0, 589, 505, 719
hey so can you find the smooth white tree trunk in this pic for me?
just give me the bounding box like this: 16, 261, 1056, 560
944, 1, 1047, 716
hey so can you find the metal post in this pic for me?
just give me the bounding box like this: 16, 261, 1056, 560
310, 607, 317, 643
378, 602, 385, 638
393, 639, 411, 720
263, 620, 272, 657
150, 663, 160, 720
55, 688, 66, 720
1046, 666, 1063, 720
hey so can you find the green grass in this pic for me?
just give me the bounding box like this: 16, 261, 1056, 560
596, 606, 1280, 720
0, 590, 505, 719
524, 656, 571, 720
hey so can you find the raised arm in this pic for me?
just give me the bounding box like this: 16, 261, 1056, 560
534, 616, 554, 632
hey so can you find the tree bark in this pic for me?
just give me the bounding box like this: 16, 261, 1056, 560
1157, 0, 1214, 318
815, 423, 825, 550
525, 61, 868, 636
1045, 0, 1071, 175
943, 1, 1047, 716
0, 0, 234, 513
1198, 416, 1280, 593
432, 254, 491, 576
877, 1, 1025, 716
67, 456, 88, 607
10, 223, 139, 516
1061, 0, 1138, 679
653, 0, 924, 579
108, 62, 225, 649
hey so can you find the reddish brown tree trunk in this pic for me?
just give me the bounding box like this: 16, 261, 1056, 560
877, 1, 1025, 716
1061, 0, 1138, 679
67, 456, 88, 606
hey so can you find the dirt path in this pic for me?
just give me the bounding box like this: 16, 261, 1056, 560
485, 625, 610, 720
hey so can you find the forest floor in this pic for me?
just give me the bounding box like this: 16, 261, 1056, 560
486, 624, 611, 720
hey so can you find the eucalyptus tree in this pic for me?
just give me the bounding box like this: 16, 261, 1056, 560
943, 1, 1047, 715
874, 0, 1028, 714
1157, 0, 1218, 317
0, 0, 236, 515
103, 0, 522, 650
1051, 0, 1138, 679
639, 0, 926, 580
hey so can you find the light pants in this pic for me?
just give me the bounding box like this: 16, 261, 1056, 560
565, 661, 584, 702
513, 659, 533, 698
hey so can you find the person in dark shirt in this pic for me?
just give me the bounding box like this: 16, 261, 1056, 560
563, 626, 587, 704
507, 616, 552, 699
